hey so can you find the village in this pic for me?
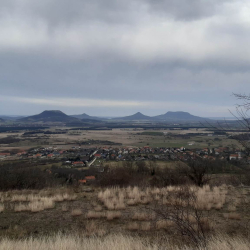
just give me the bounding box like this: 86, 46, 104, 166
0, 144, 247, 164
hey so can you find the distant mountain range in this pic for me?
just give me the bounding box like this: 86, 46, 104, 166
207, 117, 237, 120
7, 110, 210, 123
153, 111, 207, 121
112, 111, 208, 122
71, 113, 103, 121
113, 112, 152, 121
0, 118, 4, 122
0, 115, 24, 121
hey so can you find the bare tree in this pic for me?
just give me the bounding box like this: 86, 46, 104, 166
230, 93, 250, 154
181, 159, 213, 187
151, 186, 210, 249
202, 93, 250, 155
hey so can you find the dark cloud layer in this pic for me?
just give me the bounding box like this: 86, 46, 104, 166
0, 0, 234, 28
0, 0, 249, 116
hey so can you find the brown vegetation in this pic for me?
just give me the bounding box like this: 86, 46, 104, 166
71, 208, 83, 216
0, 234, 250, 250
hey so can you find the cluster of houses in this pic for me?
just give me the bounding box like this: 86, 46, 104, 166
0, 145, 248, 164
92, 146, 247, 162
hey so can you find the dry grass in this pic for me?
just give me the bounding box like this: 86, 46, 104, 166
0, 185, 247, 248
86, 211, 106, 219
204, 235, 250, 250
132, 212, 155, 221
0, 203, 4, 213
0, 234, 249, 250
98, 188, 126, 210
98, 185, 228, 212
0, 234, 157, 250
126, 222, 140, 231
0, 190, 78, 213
86, 211, 121, 220
14, 199, 55, 212
84, 221, 107, 237
223, 213, 241, 220
71, 209, 83, 216
0, 189, 77, 203
106, 211, 121, 220
156, 220, 175, 230
52, 193, 77, 202
61, 204, 69, 212
194, 185, 227, 211
227, 204, 237, 212
140, 222, 151, 231
94, 205, 103, 212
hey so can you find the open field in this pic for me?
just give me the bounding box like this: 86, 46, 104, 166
0, 128, 241, 150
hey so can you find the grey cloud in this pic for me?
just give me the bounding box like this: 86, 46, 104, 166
145, 0, 234, 21
0, 0, 249, 116
0, 0, 234, 29
0, 51, 248, 102
0, 0, 141, 27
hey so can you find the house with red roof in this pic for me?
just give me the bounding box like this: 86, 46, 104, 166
0, 153, 10, 158
72, 161, 84, 167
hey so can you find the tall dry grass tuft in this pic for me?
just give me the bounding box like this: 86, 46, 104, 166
106, 211, 121, 220
0, 233, 250, 249
86, 211, 106, 219
71, 209, 82, 216
98, 188, 126, 210
194, 185, 227, 211
0, 234, 157, 250
94, 205, 103, 212
0, 203, 4, 213
204, 235, 250, 250
7, 190, 77, 213
126, 222, 140, 231
223, 213, 241, 220
227, 204, 237, 212
84, 221, 107, 237
140, 222, 151, 231
61, 204, 68, 212
156, 220, 175, 230
14, 199, 55, 212
0, 188, 76, 203
98, 185, 228, 213
132, 212, 155, 221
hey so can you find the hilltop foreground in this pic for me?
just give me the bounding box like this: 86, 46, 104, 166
0, 184, 250, 249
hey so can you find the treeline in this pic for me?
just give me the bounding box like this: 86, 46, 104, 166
1, 158, 250, 191
97, 159, 250, 188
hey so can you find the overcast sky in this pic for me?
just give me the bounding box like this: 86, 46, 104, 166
0, 0, 250, 117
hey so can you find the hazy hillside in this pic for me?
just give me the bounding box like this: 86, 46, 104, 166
19, 110, 79, 123
112, 111, 208, 122
71, 113, 103, 121
0, 115, 25, 121
153, 111, 208, 121
9, 110, 210, 124
112, 112, 152, 121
